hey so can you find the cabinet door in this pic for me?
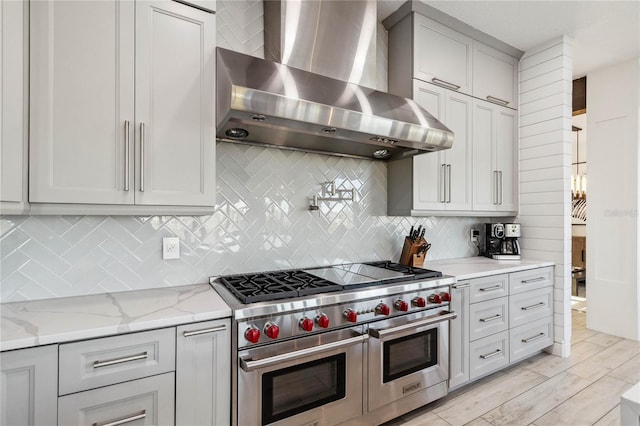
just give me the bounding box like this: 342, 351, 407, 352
176, 319, 230, 426
443, 91, 473, 210
413, 14, 473, 95
449, 283, 470, 389
495, 105, 518, 212
472, 100, 497, 211
135, 1, 216, 207
29, 0, 135, 204
1, 0, 27, 210
58, 373, 175, 426
473, 42, 518, 108
1, 345, 58, 426
412, 81, 445, 210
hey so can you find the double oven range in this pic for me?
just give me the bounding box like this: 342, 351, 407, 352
211, 261, 456, 426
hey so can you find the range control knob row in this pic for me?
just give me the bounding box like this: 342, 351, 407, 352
245, 326, 260, 344
264, 322, 280, 339
316, 313, 330, 328
344, 308, 358, 323
299, 317, 314, 332
394, 300, 409, 312
412, 296, 426, 307
375, 303, 390, 316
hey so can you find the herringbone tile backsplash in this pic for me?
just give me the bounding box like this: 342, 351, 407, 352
1, 143, 482, 302
0, 1, 483, 302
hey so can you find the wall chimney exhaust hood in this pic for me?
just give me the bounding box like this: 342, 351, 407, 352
215, 1, 453, 161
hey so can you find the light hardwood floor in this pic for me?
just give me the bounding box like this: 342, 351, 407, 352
386, 310, 640, 426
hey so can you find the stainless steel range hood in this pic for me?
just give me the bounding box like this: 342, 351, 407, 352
216, 1, 453, 161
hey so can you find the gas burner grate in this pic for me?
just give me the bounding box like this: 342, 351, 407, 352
216, 270, 342, 303
364, 261, 443, 280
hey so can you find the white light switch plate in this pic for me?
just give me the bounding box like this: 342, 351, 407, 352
162, 237, 180, 260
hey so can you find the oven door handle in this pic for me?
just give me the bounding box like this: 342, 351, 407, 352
369, 311, 458, 339
240, 333, 368, 372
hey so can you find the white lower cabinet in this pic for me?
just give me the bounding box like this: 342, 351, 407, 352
0, 345, 58, 426
449, 266, 554, 390
58, 373, 175, 426
176, 319, 231, 426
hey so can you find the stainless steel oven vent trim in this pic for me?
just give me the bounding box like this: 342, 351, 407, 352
216, 47, 454, 161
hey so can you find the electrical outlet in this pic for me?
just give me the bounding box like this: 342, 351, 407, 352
470, 228, 479, 244
162, 237, 180, 260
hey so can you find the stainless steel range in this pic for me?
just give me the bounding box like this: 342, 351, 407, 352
210, 261, 457, 426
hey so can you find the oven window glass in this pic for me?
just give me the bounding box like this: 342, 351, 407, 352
262, 353, 346, 425
383, 328, 438, 383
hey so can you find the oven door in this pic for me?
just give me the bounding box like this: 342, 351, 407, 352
238, 326, 366, 426
367, 309, 456, 411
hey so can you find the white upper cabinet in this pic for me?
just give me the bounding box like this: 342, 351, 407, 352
412, 81, 473, 212
414, 14, 473, 95
1, 0, 28, 212
473, 41, 518, 108
29, 0, 216, 211
472, 99, 518, 213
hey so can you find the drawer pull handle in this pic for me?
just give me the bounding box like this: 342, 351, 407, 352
521, 302, 546, 311
522, 277, 546, 284
431, 77, 461, 91
479, 314, 502, 323
522, 333, 546, 344
93, 410, 146, 426
93, 352, 148, 369
452, 283, 471, 289
183, 324, 227, 337
479, 349, 502, 360
486, 95, 510, 106
479, 285, 502, 292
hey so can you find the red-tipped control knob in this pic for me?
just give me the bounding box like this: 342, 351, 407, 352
316, 314, 330, 328
412, 296, 427, 307
376, 303, 390, 316
429, 294, 443, 304
245, 326, 260, 344
299, 317, 314, 332
394, 300, 409, 311
264, 322, 280, 339
441, 292, 451, 302
344, 309, 358, 323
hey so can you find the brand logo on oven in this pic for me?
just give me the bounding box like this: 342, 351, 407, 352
402, 381, 422, 394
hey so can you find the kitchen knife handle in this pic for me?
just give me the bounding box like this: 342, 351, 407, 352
124, 120, 130, 191
139, 122, 145, 192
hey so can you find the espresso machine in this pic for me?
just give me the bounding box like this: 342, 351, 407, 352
483, 223, 521, 260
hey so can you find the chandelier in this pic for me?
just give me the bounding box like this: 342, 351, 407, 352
572, 126, 586, 200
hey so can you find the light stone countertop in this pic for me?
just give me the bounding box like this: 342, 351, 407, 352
426, 256, 555, 280
0, 283, 231, 352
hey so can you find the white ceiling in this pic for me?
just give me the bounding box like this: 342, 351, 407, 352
377, 0, 640, 78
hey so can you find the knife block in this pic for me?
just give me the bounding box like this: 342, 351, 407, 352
399, 236, 428, 266
411, 253, 425, 267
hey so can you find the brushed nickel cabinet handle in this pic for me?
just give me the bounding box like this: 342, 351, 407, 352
479, 313, 502, 323
493, 171, 499, 204
522, 333, 546, 344
124, 121, 130, 191
183, 324, 227, 337
447, 164, 452, 203
521, 302, 546, 311
486, 95, 510, 106
499, 171, 503, 205
431, 77, 461, 91
479, 284, 502, 292
92, 352, 148, 368
480, 348, 502, 360
139, 122, 145, 192
93, 410, 146, 426
441, 164, 447, 203
522, 277, 545, 284
452, 283, 471, 289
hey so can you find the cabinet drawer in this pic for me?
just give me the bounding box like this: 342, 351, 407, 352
469, 331, 509, 380
469, 296, 509, 341
470, 274, 508, 303
58, 372, 175, 426
510, 286, 553, 328
510, 267, 553, 294
59, 328, 176, 395
509, 317, 554, 363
